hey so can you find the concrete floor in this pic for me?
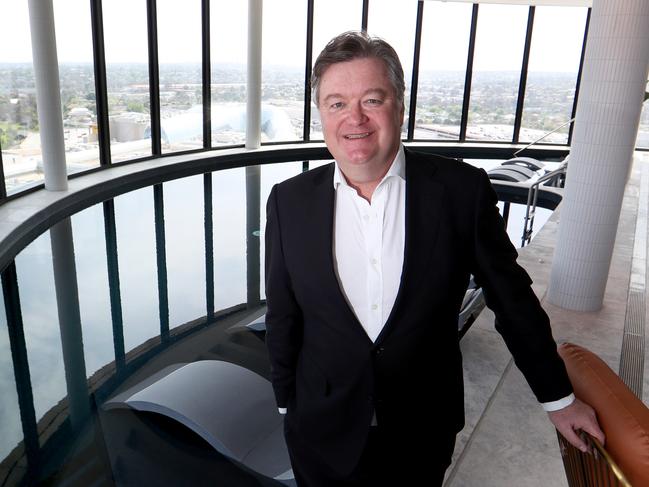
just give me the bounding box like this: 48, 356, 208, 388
444, 152, 649, 486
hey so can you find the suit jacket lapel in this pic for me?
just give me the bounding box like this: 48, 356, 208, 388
375, 149, 446, 345
306, 164, 373, 343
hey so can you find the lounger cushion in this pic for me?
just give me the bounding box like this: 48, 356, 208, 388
558, 342, 649, 487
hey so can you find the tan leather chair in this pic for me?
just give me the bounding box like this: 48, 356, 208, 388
557, 343, 649, 487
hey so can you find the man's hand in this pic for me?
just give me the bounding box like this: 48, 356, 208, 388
548, 398, 605, 452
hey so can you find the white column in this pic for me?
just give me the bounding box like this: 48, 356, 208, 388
28, 0, 68, 191
246, 0, 263, 149
547, 0, 649, 311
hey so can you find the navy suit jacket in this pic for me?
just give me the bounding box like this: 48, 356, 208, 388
264, 148, 572, 475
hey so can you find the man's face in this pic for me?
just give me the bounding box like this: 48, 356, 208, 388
317, 57, 404, 184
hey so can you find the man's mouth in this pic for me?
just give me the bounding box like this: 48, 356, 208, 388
344, 132, 371, 140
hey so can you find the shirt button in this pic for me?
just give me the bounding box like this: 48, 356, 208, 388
371, 304, 378, 310
371, 258, 378, 265
363, 214, 369, 221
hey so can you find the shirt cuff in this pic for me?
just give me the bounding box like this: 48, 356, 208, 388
278, 407, 287, 414
542, 393, 575, 412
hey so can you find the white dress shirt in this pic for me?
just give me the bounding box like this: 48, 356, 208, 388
332, 146, 406, 343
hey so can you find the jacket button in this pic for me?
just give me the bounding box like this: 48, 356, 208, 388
375, 347, 385, 355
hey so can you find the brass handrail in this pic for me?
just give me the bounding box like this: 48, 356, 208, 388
557, 430, 632, 487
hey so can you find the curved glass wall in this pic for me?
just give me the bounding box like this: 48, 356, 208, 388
0, 298, 21, 462
0, 1, 595, 199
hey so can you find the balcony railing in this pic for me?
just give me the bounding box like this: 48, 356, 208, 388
0, 144, 566, 486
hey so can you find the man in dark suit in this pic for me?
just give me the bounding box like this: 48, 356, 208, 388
265, 31, 603, 486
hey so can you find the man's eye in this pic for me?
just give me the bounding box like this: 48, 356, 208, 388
330, 102, 343, 110
365, 98, 382, 105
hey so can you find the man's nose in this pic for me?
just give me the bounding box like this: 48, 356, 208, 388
348, 102, 368, 124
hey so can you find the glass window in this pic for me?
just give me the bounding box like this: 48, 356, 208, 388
211, 2, 248, 147
262, 0, 307, 143
164, 175, 206, 327
367, 0, 418, 136
71, 205, 115, 378
310, 0, 363, 140
520, 7, 588, 145
260, 161, 303, 299
14, 233, 66, 432
467, 4, 529, 142
158, 0, 203, 153
0, 290, 21, 460
53, 0, 100, 173
114, 187, 160, 353
212, 168, 247, 310
103, 0, 152, 163
0, 2, 43, 194
416, 2, 473, 140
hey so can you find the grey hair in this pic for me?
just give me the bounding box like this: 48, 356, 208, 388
311, 31, 405, 109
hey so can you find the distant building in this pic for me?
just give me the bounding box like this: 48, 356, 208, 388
109, 112, 150, 142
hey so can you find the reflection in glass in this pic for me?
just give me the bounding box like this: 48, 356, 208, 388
50, 217, 91, 428
14, 232, 66, 431
520, 7, 587, 144
367, 0, 418, 136
213, 168, 247, 309
246, 166, 261, 307
71, 204, 115, 379
467, 4, 528, 142
53, 0, 101, 173
262, 0, 307, 142
158, 0, 203, 153
259, 161, 304, 299
0, 2, 44, 193
114, 187, 160, 352
416, 2, 473, 140
103, 0, 152, 163
0, 287, 21, 460
164, 175, 207, 327
310, 0, 364, 140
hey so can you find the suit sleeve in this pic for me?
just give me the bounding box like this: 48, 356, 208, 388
471, 169, 573, 403
265, 185, 303, 409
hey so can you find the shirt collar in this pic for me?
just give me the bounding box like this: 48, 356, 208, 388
333, 144, 406, 190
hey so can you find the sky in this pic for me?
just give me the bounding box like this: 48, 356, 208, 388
1, 0, 587, 72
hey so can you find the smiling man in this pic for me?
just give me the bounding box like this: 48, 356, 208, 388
317, 55, 404, 201
264, 31, 603, 487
